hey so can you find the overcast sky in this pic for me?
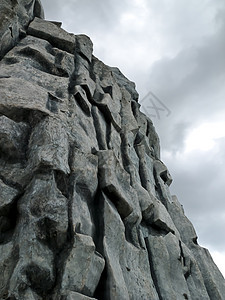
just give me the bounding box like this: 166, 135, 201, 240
41, 0, 225, 276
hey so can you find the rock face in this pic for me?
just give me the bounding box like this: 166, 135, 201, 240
0, 1, 225, 299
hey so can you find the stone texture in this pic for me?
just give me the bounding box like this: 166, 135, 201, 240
0, 0, 44, 59
0, 2, 225, 299
0, 77, 51, 121
70, 149, 98, 238
28, 17, 75, 54
28, 117, 70, 174
0, 179, 19, 213
0, 116, 30, 160
61, 233, 105, 296
76, 35, 93, 63
65, 291, 97, 300
101, 193, 159, 300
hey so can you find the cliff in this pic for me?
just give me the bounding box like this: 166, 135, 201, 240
0, 1, 225, 299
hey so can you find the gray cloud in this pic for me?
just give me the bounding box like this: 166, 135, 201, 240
42, 0, 129, 33
167, 139, 225, 251
142, 3, 225, 256
145, 11, 225, 154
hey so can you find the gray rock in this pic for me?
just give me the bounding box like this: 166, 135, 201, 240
28, 17, 75, 54
68, 99, 99, 153
180, 241, 210, 300
168, 195, 198, 247
28, 117, 70, 174
135, 142, 157, 194
66, 291, 97, 300
101, 194, 136, 300
70, 149, 98, 238
0, 115, 30, 159
0, 242, 18, 299
0, 161, 29, 188
92, 58, 122, 131
74, 85, 92, 116
7, 173, 67, 298
146, 118, 161, 159
61, 233, 105, 297
154, 159, 173, 186
76, 72, 96, 99
23, 288, 42, 300
93, 91, 121, 131
27, 174, 69, 249
108, 122, 122, 160
76, 35, 93, 63
0, 1, 225, 299
34, 0, 45, 19
120, 87, 139, 133
111, 66, 139, 101
191, 246, 225, 300
97, 150, 135, 219
91, 105, 108, 150
146, 233, 188, 300
146, 197, 179, 236
0, 179, 19, 214
101, 193, 159, 300
0, 0, 44, 59
0, 77, 51, 121
153, 159, 173, 207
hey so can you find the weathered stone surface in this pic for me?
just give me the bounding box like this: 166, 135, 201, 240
28, 175, 69, 249
168, 195, 198, 246
7, 174, 66, 298
0, 179, 19, 213
180, 241, 210, 300
0, 242, 18, 299
28, 17, 75, 53
74, 85, 92, 116
0, 77, 51, 121
0, 115, 30, 159
76, 72, 96, 99
154, 159, 173, 186
93, 91, 121, 131
92, 57, 122, 131
23, 288, 42, 300
0, 180, 19, 237
111, 66, 139, 101
0, 0, 44, 59
70, 149, 98, 237
168, 195, 225, 299
146, 198, 179, 236
28, 117, 70, 174
61, 233, 105, 296
120, 87, 139, 132
0, 2, 225, 299
66, 291, 97, 300
190, 246, 225, 300
0, 161, 29, 189
76, 35, 93, 63
135, 142, 157, 194
101, 194, 159, 300
97, 150, 135, 219
91, 106, 108, 150
0, 37, 71, 113
146, 233, 190, 300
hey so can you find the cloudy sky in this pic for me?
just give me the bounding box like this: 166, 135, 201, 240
41, 0, 225, 276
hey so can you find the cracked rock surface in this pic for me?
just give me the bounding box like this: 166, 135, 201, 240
0, 1, 225, 299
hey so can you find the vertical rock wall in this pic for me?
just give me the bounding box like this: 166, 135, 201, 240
0, 2, 225, 299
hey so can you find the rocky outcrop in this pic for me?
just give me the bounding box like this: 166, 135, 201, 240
0, 0, 44, 60
0, 2, 225, 299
